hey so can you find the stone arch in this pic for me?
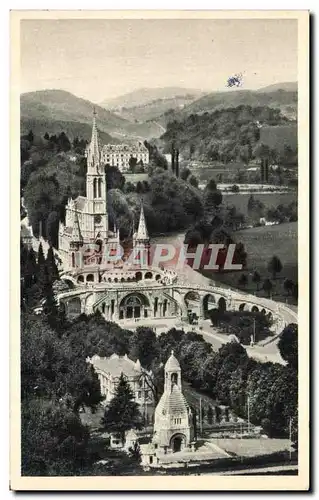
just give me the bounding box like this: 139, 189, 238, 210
251, 305, 259, 313
261, 308, 266, 315
86, 274, 94, 282
61, 277, 76, 289
108, 277, 112, 282
77, 275, 84, 283
170, 433, 186, 453
155, 274, 161, 281
267, 311, 273, 322
239, 303, 247, 311
202, 293, 216, 318
98, 178, 102, 198
218, 297, 227, 312
101, 303, 106, 314
119, 292, 150, 320
184, 290, 201, 308
114, 278, 118, 283
71, 252, 75, 268
121, 277, 125, 282
145, 271, 153, 279
136, 271, 142, 282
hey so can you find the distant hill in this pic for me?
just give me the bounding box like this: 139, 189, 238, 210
257, 82, 297, 93
20, 89, 168, 141
20, 117, 118, 144
110, 95, 203, 123
156, 85, 298, 126
100, 87, 205, 110
21, 89, 129, 137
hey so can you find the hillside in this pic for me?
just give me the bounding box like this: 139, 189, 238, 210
257, 82, 297, 93
101, 86, 205, 110
20, 117, 118, 144
157, 87, 298, 126
110, 95, 202, 123
21, 89, 129, 136
160, 105, 295, 163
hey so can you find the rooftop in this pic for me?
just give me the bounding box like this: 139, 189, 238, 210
89, 353, 143, 378
165, 350, 180, 371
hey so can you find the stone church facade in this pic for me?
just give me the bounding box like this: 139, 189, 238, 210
58, 110, 120, 270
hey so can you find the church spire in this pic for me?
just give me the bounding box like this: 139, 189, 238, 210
87, 108, 100, 172
136, 202, 148, 241
72, 212, 83, 243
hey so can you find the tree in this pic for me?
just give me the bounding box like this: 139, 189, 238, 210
262, 278, 273, 298
106, 166, 125, 191
230, 184, 240, 193
180, 167, 191, 181
57, 132, 71, 152
188, 175, 199, 188
128, 156, 138, 172
283, 278, 294, 296
46, 211, 60, 248
129, 327, 158, 370
128, 441, 141, 463
278, 323, 298, 369
136, 181, 143, 194
26, 130, 34, 143
267, 255, 283, 279
44, 132, 50, 140
102, 374, 143, 445
238, 273, 248, 288
21, 400, 90, 476
204, 189, 223, 211
207, 406, 213, 425
206, 178, 217, 191
46, 246, 60, 283
252, 270, 261, 291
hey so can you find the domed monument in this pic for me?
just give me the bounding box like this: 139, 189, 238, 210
153, 351, 194, 453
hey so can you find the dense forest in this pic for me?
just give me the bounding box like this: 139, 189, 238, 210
160, 105, 297, 165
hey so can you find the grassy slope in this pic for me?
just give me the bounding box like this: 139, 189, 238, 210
223, 192, 297, 216
202, 221, 298, 304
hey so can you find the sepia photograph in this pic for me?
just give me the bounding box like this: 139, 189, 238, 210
10, 10, 309, 491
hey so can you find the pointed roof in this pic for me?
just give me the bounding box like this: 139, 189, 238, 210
155, 383, 190, 417
136, 203, 149, 240
165, 350, 180, 371
87, 108, 100, 172
72, 212, 83, 242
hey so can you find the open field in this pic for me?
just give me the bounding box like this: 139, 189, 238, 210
223, 192, 297, 216
201, 221, 298, 305
213, 438, 292, 458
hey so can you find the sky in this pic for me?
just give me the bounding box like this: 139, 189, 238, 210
20, 18, 297, 103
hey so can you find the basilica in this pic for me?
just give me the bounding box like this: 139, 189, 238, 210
58, 110, 147, 271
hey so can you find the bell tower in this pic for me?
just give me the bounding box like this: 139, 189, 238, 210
86, 109, 108, 241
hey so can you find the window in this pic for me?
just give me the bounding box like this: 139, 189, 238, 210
138, 391, 142, 399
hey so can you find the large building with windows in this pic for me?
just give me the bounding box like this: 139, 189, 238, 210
87, 353, 154, 407
100, 142, 149, 172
